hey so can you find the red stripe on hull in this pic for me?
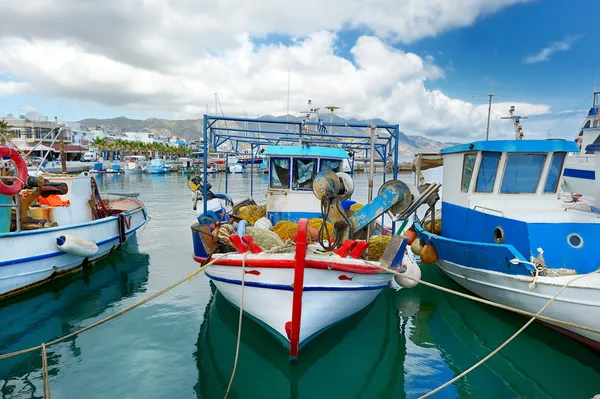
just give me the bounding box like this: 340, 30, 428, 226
289, 218, 308, 362
192, 255, 389, 275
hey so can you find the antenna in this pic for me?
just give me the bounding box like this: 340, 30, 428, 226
472, 92, 513, 140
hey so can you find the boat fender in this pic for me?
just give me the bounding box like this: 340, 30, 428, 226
410, 238, 424, 256
420, 243, 438, 264
237, 220, 248, 236
56, 235, 99, 258
0, 146, 28, 196
393, 251, 421, 289
254, 217, 273, 231
404, 228, 417, 245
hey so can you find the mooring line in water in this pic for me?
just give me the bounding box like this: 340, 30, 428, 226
372, 263, 600, 335
0, 254, 230, 362
41, 343, 50, 399
418, 269, 599, 399
224, 252, 249, 399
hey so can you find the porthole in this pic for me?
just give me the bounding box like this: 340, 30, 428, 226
567, 234, 583, 248
493, 226, 504, 244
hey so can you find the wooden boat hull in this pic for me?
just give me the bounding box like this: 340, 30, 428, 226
194, 253, 391, 349
0, 205, 148, 299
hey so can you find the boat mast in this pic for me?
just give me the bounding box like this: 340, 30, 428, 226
500, 106, 528, 140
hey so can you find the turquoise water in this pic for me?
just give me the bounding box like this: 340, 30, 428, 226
0, 172, 599, 398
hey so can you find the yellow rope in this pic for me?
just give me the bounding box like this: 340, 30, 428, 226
373, 262, 600, 335
418, 269, 599, 399
224, 252, 248, 399
0, 255, 226, 361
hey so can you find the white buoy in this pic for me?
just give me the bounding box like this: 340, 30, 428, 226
393, 251, 421, 289
56, 235, 99, 258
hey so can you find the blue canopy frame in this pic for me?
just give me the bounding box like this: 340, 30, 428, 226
200, 114, 402, 232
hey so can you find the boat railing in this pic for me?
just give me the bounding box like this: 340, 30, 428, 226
473, 205, 504, 217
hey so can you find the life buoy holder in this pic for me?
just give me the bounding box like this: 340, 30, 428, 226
0, 146, 28, 196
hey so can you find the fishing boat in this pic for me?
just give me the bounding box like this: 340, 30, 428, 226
562, 90, 600, 196
411, 129, 600, 350
228, 163, 244, 173
144, 158, 171, 174
0, 147, 149, 299
190, 114, 423, 362
178, 157, 199, 174
124, 155, 146, 174
105, 162, 125, 174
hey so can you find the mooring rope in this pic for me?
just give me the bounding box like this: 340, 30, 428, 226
418, 269, 599, 399
224, 251, 249, 399
369, 262, 600, 335
41, 343, 50, 399
0, 255, 228, 361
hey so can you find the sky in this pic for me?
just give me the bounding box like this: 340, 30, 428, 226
0, 0, 598, 143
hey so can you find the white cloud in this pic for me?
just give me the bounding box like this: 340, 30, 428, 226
0, 81, 31, 96
0, 0, 542, 141
524, 35, 582, 64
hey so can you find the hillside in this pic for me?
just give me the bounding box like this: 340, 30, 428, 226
78, 115, 455, 155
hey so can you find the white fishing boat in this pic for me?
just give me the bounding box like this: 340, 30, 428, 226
124, 155, 146, 174
562, 90, 600, 196
190, 114, 423, 362
0, 147, 149, 299
412, 121, 600, 350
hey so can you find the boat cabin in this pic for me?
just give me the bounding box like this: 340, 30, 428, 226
573, 91, 600, 155
263, 145, 349, 223
437, 139, 600, 273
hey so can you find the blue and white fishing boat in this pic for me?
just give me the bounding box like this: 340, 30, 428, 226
0, 148, 149, 299
144, 158, 171, 174
412, 135, 600, 350
562, 90, 600, 196
189, 114, 422, 362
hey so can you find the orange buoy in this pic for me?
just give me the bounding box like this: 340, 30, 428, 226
419, 243, 438, 264
404, 229, 417, 245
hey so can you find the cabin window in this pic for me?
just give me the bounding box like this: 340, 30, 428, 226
321, 159, 342, 173
584, 120, 591, 129
475, 152, 501, 193
461, 153, 476, 192
500, 153, 547, 194
270, 158, 290, 189
543, 152, 566, 193
293, 158, 317, 190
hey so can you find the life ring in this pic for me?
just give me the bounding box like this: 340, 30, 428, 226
0, 146, 28, 196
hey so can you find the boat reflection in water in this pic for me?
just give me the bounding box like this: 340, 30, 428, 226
0, 238, 150, 393
194, 265, 600, 399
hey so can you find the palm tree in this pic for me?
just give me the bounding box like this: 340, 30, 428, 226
90, 137, 107, 161
0, 120, 13, 145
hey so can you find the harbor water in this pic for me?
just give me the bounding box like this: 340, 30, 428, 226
1, 171, 599, 398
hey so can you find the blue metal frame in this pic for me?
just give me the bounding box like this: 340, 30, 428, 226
201, 114, 401, 232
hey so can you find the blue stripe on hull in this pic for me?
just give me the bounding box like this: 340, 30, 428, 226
205, 272, 388, 291
563, 168, 595, 180
0, 219, 147, 267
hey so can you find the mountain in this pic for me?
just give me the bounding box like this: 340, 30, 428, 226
77, 115, 455, 155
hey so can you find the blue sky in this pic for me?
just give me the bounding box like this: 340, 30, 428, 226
0, 0, 597, 141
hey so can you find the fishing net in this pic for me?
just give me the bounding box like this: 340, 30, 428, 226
235, 204, 267, 225
367, 235, 391, 261
273, 220, 298, 241
307, 218, 334, 239
350, 203, 364, 212
245, 226, 284, 250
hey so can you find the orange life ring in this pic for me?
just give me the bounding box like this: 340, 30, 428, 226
0, 146, 28, 196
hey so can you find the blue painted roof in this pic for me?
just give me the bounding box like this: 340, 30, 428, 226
263, 145, 349, 159
440, 140, 579, 155
586, 144, 600, 152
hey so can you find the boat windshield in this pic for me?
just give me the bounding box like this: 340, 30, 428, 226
500, 153, 547, 194
270, 158, 290, 188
